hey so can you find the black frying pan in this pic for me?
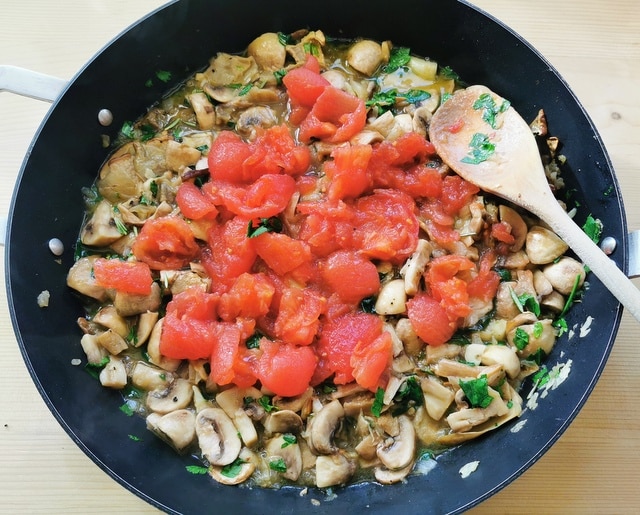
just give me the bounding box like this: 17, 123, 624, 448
5, 0, 626, 513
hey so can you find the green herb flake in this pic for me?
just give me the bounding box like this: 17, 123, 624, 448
582, 214, 603, 244
245, 331, 263, 349
509, 288, 541, 317
459, 375, 493, 408
371, 387, 385, 417
384, 47, 411, 73
553, 316, 568, 337
440, 92, 453, 105
274, 68, 287, 85
128, 434, 142, 442
439, 66, 460, 81
221, 458, 246, 478
513, 327, 530, 351
559, 273, 584, 318
149, 180, 159, 198
145, 79, 154, 88
258, 395, 278, 413
461, 133, 495, 165
127, 326, 138, 345
281, 434, 297, 448
186, 465, 209, 475
472, 92, 511, 129
402, 89, 432, 105
532, 321, 544, 338
532, 365, 550, 388
238, 83, 253, 96
277, 32, 295, 46
269, 457, 288, 473
366, 89, 398, 112
247, 217, 283, 238
120, 121, 136, 139
119, 403, 135, 417
391, 376, 424, 416
156, 70, 172, 83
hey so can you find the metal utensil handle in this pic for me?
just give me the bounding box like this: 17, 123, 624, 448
0, 65, 67, 102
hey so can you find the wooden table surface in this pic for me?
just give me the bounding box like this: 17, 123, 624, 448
1, 1, 639, 513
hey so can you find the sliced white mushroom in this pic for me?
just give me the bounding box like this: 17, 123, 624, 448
145, 319, 181, 372
272, 386, 314, 414
93, 305, 129, 338
374, 460, 414, 485
97, 151, 143, 203
96, 329, 128, 355
543, 256, 586, 295
209, 448, 257, 485
81, 199, 125, 247
394, 317, 423, 356
195, 407, 242, 466
235, 106, 278, 137
374, 279, 407, 315
99, 355, 127, 389
499, 205, 528, 252
266, 434, 303, 481
187, 92, 216, 130
525, 225, 569, 264
315, 453, 356, 488
66, 256, 109, 302
446, 388, 509, 433
130, 361, 172, 390
479, 344, 521, 379
376, 415, 415, 471
146, 409, 196, 452
80, 333, 107, 364
307, 399, 344, 455
508, 319, 557, 359
114, 282, 162, 317
216, 387, 260, 447
421, 376, 455, 421
146, 378, 194, 415
135, 311, 159, 347
263, 410, 304, 435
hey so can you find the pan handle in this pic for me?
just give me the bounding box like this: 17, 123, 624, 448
0, 65, 67, 102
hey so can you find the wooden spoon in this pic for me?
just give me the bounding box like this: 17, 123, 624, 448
429, 85, 640, 322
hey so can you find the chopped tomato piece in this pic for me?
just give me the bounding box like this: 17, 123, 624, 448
297, 200, 356, 257
218, 272, 275, 321
351, 330, 393, 391
406, 292, 456, 347
203, 174, 296, 219
491, 221, 516, 245
467, 251, 500, 301
202, 216, 257, 292
253, 339, 317, 397
282, 56, 330, 107
176, 181, 219, 220
209, 322, 243, 386
325, 144, 372, 200
159, 288, 219, 360
440, 175, 480, 215
254, 232, 313, 276
426, 255, 475, 319
92, 258, 153, 295
208, 130, 253, 183
273, 286, 326, 346
312, 312, 383, 385
132, 216, 200, 270
320, 250, 380, 305
352, 189, 419, 263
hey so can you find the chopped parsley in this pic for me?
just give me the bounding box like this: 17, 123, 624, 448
128, 434, 142, 442
439, 65, 460, 81
366, 90, 397, 112
247, 216, 283, 238
119, 402, 135, 417
371, 387, 385, 417
459, 375, 493, 408
245, 331, 263, 349
532, 365, 550, 388
156, 70, 172, 83
277, 32, 295, 46
274, 68, 287, 85
120, 121, 136, 139
513, 327, 530, 351
221, 458, 246, 478
149, 180, 159, 198
269, 457, 287, 473
403, 89, 431, 105
281, 434, 297, 448
391, 376, 424, 416
84, 355, 110, 379
532, 321, 544, 338
473, 92, 510, 129
509, 288, 541, 317
461, 133, 495, 165
258, 395, 278, 413
186, 464, 209, 475
582, 214, 603, 244
384, 47, 411, 73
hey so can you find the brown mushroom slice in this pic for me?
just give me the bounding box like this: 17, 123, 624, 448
439, 385, 523, 446
131, 361, 172, 391
187, 92, 216, 130
400, 239, 432, 296
235, 106, 278, 137
97, 151, 143, 203
508, 319, 557, 359
263, 410, 303, 435
525, 225, 569, 264
80, 334, 107, 364
209, 448, 256, 485
66, 256, 109, 302
93, 306, 129, 338
307, 399, 345, 455
499, 205, 528, 252
145, 319, 182, 372
479, 344, 521, 379
376, 415, 415, 471
421, 376, 455, 421
146, 409, 196, 452
114, 282, 162, 317
165, 139, 202, 173
265, 435, 303, 481
215, 387, 261, 447
445, 388, 509, 433
146, 378, 194, 415
195, 407, 242, 466
81, 199, 125, 247
315, 453, 356, 488
374, 461, 414, 485
543, 256, 586, 295
135, 311, 159, 347
96, 329, 128, 356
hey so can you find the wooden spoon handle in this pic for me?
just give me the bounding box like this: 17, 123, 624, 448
536, 199, 640, 322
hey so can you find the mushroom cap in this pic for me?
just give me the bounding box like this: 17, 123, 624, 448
376, 415, 416, 471
315, 453, 356, 488
195, 407, 242, 466
308, 399, 344, 455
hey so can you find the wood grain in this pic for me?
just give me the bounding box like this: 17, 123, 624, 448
1, 1, 638, 513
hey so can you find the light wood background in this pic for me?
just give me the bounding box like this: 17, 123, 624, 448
1, 1, 639, 513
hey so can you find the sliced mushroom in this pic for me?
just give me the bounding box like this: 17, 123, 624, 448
420, 376, 455, 421
263, 410, 304, 435
216, 387, 260, 447
235, 106, 278, 137
146, 378, 194, 415
508, 319, 556, 359
374, 461, 414, 485
66, 256, 109, 302
81, 199, 125, 247
146, 409, 196, 452
375, 279, 407, 315
209, 448, 257, 485
307, 399, 344, 455
114, 282, 162, 317
543, 256, 586, 295
347, 39, 385, 76
93, 305, 129, 338
187, 92, 216, 130
499, 205, 528, 252
479, 344, 521, 379
97, 151, 143, 203
272, 387, 314, 414
400, 239, 431, 295
315, 453, 356, 488
96, 329, 128, 356
195, 407, 242, 466
135, 311, 159, 347
525, 225, 569, 264
99, 355, 127, 389
376, 415, 415, 471
145, 319, 182, 372
131, 361, 172, 391
446, 388, 509, 433
80, 333, 107, 364
266, 434, 303, 481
